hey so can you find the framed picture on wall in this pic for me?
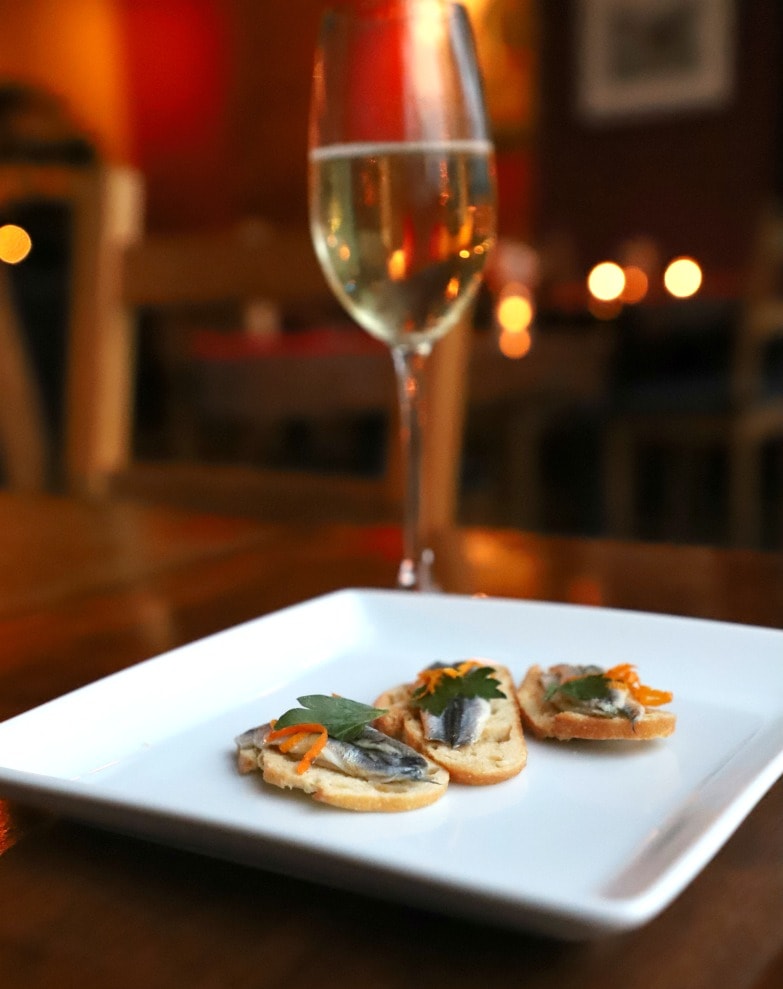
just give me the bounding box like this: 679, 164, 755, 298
576, 0, 734, 122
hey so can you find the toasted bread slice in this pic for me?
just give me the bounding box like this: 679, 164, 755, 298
517, 664, 676, 741
237, 732, 448, 812
374, 664, 527, 785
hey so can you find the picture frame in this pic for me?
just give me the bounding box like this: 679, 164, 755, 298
576, 0, 734, 122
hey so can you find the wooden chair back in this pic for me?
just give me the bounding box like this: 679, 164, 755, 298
732, 203, 783, 407
0, 262, 48, 489
603, 202, 783, 549
0, 161, 119, 492
729, 202, 783, 545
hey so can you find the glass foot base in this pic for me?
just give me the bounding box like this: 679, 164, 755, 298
397, 548, 437, 592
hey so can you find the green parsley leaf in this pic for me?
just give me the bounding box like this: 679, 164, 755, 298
411, 666, 505, 717
547, 673, 613, 704
273, 694, 387, 741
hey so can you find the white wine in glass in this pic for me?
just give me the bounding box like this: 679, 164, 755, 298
309, 0, 496, 590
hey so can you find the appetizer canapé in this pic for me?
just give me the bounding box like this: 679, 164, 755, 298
236, 693, 448, 812
374, 661, 527, 784
517, 663, 676, 741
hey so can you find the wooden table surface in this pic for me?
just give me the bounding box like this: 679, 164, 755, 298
1, 493, 782, 989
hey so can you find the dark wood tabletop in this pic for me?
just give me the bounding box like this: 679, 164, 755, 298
1, 492, 782, 989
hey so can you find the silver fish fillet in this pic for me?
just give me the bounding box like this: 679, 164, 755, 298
421, 695, 491, 748
540, 665, 645, 723
236, 723, 435, 783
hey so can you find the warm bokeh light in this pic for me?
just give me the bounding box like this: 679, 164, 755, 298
620, 265, 649, 304
462, 530, 543, 597
387, 248, 406, 280
495, 281, 535, 360
587, 261, 625, 301
499, 326, 533, 359
664, 256, 702, 298
0, 224, 32, 264
497, 290, 534, 333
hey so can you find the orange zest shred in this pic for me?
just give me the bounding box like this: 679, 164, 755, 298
605, 663, 673, 707
415, 660, 482, 695
266, 722, 329, 775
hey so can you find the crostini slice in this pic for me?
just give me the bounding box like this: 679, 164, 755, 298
517, 663, 676, 741
236, 693, 448, 812
374, 661, 527, 785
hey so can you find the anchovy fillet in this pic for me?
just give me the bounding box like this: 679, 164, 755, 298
540, 665, 645, 723
236, 723, 433, 783
421, 696, 491, 747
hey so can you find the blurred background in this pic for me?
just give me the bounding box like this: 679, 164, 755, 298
1, 0, 782, 548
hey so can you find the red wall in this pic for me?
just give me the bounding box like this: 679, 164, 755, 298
120, 0, 234, 229
119, 0, 327, 232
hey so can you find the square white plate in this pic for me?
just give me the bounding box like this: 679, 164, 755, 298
1, 588, 782, 939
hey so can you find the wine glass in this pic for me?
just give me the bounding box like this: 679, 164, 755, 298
308, 0, 496, 591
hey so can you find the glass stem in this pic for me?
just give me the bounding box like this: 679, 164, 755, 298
392, 344, 434, 591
